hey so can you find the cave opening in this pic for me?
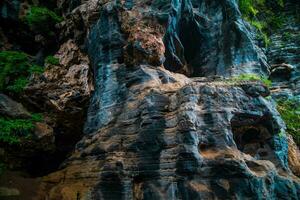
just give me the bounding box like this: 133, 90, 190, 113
231, 115, 275, 160
162, 4, 208, 78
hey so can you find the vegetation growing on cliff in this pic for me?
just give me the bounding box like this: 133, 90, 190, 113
45, 55, 59, 65
238, 0, 286, 46
25, 6, 63, 35
0, 51, 43, 93
277, 99, 300, 146
231, 73, 272, 87
0, 114, 43, 145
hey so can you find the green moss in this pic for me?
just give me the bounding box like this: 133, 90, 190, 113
0, 51, 44, 93
282, 32, 293, 41
25, 6, 63, 34
45, 55, 59, 65
0, 51, 30, 90
29, 64, 44, 74
239, 0, 263, 18
277, 99, 300, 146
0, 114, 43, 145
232, 73, 272, 87
238, 0, 285, 47
31, 113, 43, 122
0, 118, 34, 144
6, 77, 29, 93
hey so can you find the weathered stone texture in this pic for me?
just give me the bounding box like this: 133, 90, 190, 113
35, 0, 300, 199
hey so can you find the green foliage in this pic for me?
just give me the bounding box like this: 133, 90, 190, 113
232, 73, 272, 87
277, 99, 300, 146
0, 51, 29, 91
45, 55, 59, 65
248, 20, 270, 45
0, 118, 34, 144
266, 15, 285, 30
25, 6, 63, 34
0, 51, 44, 93
31, 113, 43, 122
6, 77, 29, 93
282, 32, 293, 41
238, 0, 286, 46
29, 65, 44, 74
0, 114, 43, 145
239, 0, 264, 18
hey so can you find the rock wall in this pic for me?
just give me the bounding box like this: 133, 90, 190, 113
267, 1, 300, 100
35, 0, 300, 199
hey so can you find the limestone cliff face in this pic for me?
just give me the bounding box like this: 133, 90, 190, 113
35, 0, 300, 199
0, 0, 300, 199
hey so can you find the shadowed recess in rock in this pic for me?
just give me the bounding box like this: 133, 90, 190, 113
163, 0, 269, 77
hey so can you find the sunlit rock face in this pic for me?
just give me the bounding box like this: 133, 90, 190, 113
163, 0, 269, 77
34, 0, 300, 199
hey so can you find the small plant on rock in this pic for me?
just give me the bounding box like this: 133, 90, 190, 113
0, 51, 44, 93
238, 0, 285, 47
45, 55, 59, 65
6, 77, 29, 93
29, 64, 44, 74
231, 73, 272, 87
25, 6, 63, 34
0, 114, 43, 145
277, 99, 300, 146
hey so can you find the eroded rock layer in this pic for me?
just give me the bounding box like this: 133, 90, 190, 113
43, 67, 300, 199
34, 0, 300, 199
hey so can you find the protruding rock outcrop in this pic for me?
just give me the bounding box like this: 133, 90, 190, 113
40, 69, 300, 199
30, 0, 300, 199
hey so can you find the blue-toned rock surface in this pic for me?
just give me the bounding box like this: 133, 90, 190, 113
32, 0, 300, 199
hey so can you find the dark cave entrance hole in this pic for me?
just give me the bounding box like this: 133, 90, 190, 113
163, 10, 207, 78
231, 114, 275, 160
24, 125, 85, 177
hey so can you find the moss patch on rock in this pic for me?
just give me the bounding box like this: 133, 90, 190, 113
25, 6, 63, 35
238, 0, 286, 46
0, 51, 44, 94
45, 55, 59, 65
277, 99, 300, 146
0, 114, 43, 145
230, 73, 272, 87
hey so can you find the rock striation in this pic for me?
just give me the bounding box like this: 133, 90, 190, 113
31, 0, 300, 199
42, 70, 300, 199
267, 1, 300, 101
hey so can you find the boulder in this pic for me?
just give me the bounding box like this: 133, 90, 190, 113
0, 93, 31, 118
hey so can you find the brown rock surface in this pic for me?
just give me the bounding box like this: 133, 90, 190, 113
288, 134, 300, 177
25, 39, 93, 113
